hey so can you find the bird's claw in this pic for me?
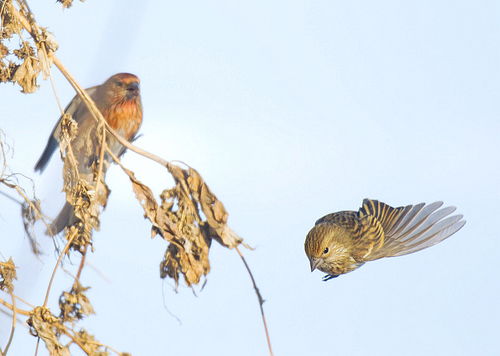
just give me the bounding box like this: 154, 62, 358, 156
322, 274, 338, 281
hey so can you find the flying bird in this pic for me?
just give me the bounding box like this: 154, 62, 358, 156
35, 73, 143, 235
304, 199, 465, 281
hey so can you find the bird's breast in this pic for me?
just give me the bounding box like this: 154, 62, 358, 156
104, 99, 143, 141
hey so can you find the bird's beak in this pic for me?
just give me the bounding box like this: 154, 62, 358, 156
309, 258, 322, 272
127, 82, 139, 91
126, 82, 140, 98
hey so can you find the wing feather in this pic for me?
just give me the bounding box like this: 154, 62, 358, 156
34, 86, 99, 172
361, 200, 465, 261
392, 201, 444, 240
389, 216, 465, 256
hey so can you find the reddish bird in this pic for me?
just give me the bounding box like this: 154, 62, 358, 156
35, 73, 143, 235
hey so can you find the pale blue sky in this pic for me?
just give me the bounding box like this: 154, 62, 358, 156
1, 1, 499, 355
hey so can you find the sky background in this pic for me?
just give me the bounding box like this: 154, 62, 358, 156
1, 0, 499, 355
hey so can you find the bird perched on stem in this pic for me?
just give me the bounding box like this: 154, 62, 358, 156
35, 73, 143, 236
304, 199, 465, 281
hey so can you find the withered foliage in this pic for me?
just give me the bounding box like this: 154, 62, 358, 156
0, 258, 16, 293
26, 293, 126, 355
59, 281, 94, 322
0, 0, 57, 93
50, 112, 110, 252
28, 307, 70, 356
125, 164, 243, 288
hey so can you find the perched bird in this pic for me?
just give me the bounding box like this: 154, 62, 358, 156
35, 73, 143, 235
305, 199, 465, 281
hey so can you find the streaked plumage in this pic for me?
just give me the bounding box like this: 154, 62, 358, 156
304, 199, 465, 281
35, 73, 143, 235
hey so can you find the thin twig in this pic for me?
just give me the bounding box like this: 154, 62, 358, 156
33, 337, 39, 356
94, 115, 107, 213
74, 246, 87, 283
235, 246, 274, 356
0, 307, 27, 326
0, 298, 30, 316
13, 295, 35, 309
0, 189, 22, 205
48, 71, 64, 113
3, 292, 17, 355
42, 229, 77, 307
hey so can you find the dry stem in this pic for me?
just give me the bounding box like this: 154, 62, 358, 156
2, 292, 17, 355
0, 298, 30, 316
236, 246, 274, 356
42, 229, 77, 307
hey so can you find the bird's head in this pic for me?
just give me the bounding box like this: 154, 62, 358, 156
103, 73, 141, 102
304, 224, 351, 274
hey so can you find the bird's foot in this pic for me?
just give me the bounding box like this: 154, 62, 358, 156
322, 274, 339, 281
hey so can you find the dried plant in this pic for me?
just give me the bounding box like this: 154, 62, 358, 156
0, 259, 16, 294
0, 0, 57, 92
0, 1, 274, 355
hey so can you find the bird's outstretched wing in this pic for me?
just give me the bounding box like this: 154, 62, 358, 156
359, 198, 465, 260
34, 86, 99, 172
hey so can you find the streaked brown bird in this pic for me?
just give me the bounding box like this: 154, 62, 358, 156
305, 199, 465, 281
35, 73, 143, 235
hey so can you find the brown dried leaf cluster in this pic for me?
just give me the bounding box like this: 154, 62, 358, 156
62, 176, 109, 251
57, 114, 110, 252
28, 306, 70, 356
73, 329, 121, 356
59, 281, 94, 322
0, 258, 16, 293
125, 163, 243, 288
0, 0, 58, 92
26, 299, 127, 355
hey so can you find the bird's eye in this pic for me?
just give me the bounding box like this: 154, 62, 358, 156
115, 81, 124, 87
323, 247, 329, 254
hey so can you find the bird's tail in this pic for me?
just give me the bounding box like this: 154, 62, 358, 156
46, 202, 76, 236
34, 135, 58, 173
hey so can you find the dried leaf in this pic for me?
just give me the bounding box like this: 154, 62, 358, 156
12, 42, 40, 93
0, 42, 9, 58
74, 329, 110, 356
56, 115, 110, 251
28, 307, 70, 356
125, 161, 243, 288
1, 1, 58, 92
125, 167, 158, 223
0, 258, 16, 293
59, 281, 94, 322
